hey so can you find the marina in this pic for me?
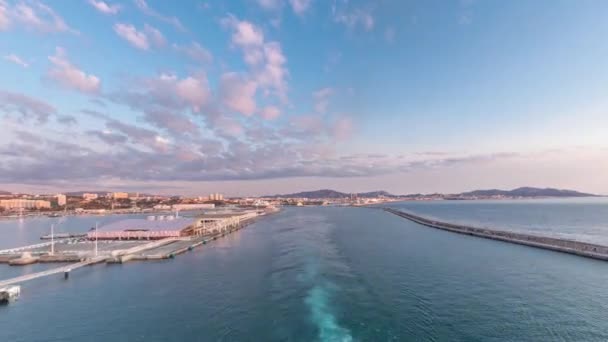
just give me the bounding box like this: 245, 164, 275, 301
0, 208, 271, 302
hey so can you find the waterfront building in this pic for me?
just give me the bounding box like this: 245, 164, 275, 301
172, 203, 215, 210
88, 216, 194, 240
82, 193, 98, 200
0, 199, 51, 209
209, 193, 224, 201
56, 194, 66, 206
88, 210, 256, 240
113, 192, 129, 200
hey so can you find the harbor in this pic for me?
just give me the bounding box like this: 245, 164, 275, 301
0, 208, 274, 301
383, 207, 608, 261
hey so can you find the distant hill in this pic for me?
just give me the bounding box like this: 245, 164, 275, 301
460, 187, 597, 198
0, 190, 11, 195
265, 187, 598, 199
266, 189, 398, 199
65, 191, 110, 196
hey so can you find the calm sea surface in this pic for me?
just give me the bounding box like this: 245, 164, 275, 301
1, 200, 608, 341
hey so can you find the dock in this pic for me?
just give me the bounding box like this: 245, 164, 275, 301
383, 207, 608, 261
0, 209, 268, 296
0, 256, 107, 288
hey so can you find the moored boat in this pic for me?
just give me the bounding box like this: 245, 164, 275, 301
0, 285, 21, 304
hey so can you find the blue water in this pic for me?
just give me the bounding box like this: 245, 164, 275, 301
1, 201, 608, 341
383, 197, 608, 245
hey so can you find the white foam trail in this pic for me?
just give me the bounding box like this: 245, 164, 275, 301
305, 285, 353, 342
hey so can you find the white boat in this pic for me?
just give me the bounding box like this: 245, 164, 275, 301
0, 285, 21, 303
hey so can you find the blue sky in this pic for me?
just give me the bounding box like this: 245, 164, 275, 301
1, 0, 607, 195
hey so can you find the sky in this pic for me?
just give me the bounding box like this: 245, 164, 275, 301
0, 0, 607, 196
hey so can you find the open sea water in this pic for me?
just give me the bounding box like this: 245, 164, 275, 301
1, 199, 608, 341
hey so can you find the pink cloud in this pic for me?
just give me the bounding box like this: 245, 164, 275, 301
222, 15, 264, 48
313, 87, 333, 113
4, 1, 77, 33
0, 1, 9, 30
289, 0, 311, 15
173, 42, 213, 64
114, 23, 149, 50
257, 0, 282, 10
332, 117, 354, 140
88, 0, 121, 15
222, 15, 289, 102
334, 7, 374, 31
134, 0, 186, 32
47, 47, 100, 94
3, 53, 28, 67
113, 23, 165, 50
174, 76, 210, 112
260, 106, 281, 120
144, 24, 166, 48
220, 72, 258, 116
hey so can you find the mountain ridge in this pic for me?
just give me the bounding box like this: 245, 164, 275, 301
265, 187, 598, 198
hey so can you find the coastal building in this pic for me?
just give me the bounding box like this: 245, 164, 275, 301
88, 216, 194, 240
56, 194, 66, 206
82, 193, 98, 201
209, 193, 224, 201
172, 203, 215, 210
88, 210, 257, 240
0, 199, 51, 210
113, 192, 129, 200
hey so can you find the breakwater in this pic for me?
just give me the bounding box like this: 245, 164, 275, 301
383, 207, 608, 261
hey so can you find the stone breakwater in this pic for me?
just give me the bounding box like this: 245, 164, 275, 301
383, 207, 608, 261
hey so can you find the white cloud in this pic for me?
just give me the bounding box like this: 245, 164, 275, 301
222, 15, 264, 48
134, 0, 186, 32
222, 15, 289, 103
255, 42, 288, 102
3, 53, 28, 67
88, 0, 121, 15
47, 47, 100, 94
313, 87, 333, 113
289, 0, 311, 15
114, 23, 149, 50
6, 1, 77, 33
173, 42, 213, 64
220, 72, 258, 116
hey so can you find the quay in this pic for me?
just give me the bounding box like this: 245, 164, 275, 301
0, 256, 106, 288
0, 208, 275, 298
383, 207, 608, 261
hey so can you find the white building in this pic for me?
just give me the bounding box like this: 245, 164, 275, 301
172, 203, 215, 211
0, 199, 51, 209
209, 193, 224, 201
82, 193, 98, 200
56, 194, 67, 206
113, 192, 129, 199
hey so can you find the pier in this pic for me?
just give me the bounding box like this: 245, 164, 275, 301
0, 209, 265, 292
383, 207, 608, 261
0, 256, 106, 288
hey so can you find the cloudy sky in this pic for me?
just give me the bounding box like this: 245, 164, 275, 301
0, 0, 607, 196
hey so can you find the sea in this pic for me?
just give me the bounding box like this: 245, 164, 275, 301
1, 198, 608, 341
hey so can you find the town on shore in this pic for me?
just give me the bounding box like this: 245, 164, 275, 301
0, 186, 599, 218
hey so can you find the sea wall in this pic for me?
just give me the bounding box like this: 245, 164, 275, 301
383, 208, 608, 261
